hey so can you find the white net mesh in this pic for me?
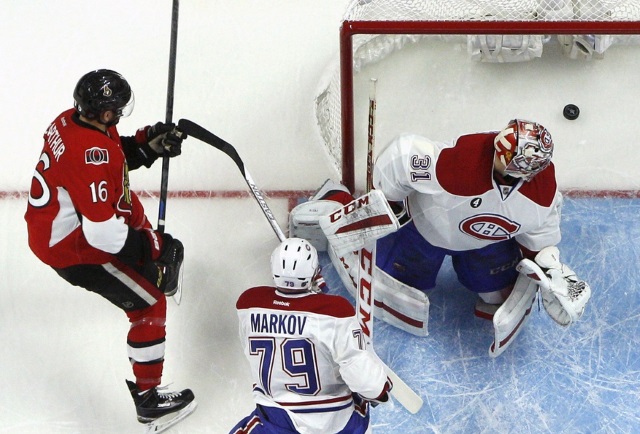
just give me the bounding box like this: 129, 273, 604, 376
315, 0, 640, 188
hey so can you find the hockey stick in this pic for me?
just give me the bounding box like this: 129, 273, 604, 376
158, 0, 179, 233
360, 78, 422, 414
158, 0, 184, 305
322, 195, 422, 414
177, 118, 421, 413
177, 118, 286, 241
366, 78, 377, 193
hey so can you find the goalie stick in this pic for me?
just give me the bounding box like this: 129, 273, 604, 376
321, 195, 423, 414
320, 77, 423, 414
177, 118, 422, 414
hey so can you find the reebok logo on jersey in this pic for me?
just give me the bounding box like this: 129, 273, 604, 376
273, 300, 290, 307
459, 214, 520, 241
85, 147, 109, 165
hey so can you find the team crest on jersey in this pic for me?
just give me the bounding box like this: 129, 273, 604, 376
85, 147, 109, 165
459, 214, 520, 241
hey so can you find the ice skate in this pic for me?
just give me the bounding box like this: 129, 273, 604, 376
474, 298, 501, 320
126, 379, 197, 434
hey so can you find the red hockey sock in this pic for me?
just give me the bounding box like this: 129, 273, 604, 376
126, 297, 167, 390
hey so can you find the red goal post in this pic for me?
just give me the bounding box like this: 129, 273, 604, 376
314, 1, 640, 194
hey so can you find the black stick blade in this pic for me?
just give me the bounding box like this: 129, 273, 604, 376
178, 119, 245, 176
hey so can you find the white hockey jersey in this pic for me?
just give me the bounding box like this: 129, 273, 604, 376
236, 286, 387, 434
373, 132, 562, 253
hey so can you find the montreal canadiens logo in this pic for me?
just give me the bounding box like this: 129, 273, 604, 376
85, 147, 109, 165
459, 214, 521, 241
539, 128, 553, 151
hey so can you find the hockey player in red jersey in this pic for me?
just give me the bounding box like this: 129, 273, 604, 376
231, 238, 392, 434
24, 69, 196, 429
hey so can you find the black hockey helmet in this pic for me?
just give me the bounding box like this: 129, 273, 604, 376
73, 69, 134, 121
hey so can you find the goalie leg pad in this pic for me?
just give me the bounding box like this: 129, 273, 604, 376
489, 270, 538, 358
374, 266, 430, 336
329, 247, 429, 336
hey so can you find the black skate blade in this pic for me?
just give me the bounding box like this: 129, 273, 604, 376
142, 400, 197, 434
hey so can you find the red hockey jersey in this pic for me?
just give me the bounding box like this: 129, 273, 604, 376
25, 109, 147, 268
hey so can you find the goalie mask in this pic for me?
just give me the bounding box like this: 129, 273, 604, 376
271, 238, 319, 292
494, 119, 554, 181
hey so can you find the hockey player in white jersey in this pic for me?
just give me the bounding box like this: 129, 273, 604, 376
373, 119, 590, 324
230, 238, 392, 434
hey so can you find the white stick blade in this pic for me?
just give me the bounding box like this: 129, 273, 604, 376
386, 367, 423, 414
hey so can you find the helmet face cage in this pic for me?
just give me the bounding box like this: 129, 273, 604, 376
494, 119, 554, 181
73, 69, 134, 120
271, 238, 319, 292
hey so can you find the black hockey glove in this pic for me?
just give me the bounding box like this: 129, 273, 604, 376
155, 233, 184, 268
140, 229, 185, 296
145, 122, 186, 157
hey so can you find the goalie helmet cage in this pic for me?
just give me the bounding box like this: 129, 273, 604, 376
314, 0, 640, 194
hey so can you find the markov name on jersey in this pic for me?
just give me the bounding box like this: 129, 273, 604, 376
250, 313, 308, 335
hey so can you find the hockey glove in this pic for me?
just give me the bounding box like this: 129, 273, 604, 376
142, 229, 184, 296
362, 377, 393, 408
140, 122, 186, 157
312, 270, 328, 293
531, 246, 591, 326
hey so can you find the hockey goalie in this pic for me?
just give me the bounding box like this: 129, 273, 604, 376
290, 119, 591, 357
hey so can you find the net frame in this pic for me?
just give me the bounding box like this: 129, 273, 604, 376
335, 20, 640, 193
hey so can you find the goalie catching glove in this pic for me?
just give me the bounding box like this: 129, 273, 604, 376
518, 246, 591, 326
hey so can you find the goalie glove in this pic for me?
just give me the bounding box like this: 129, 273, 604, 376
518, 246, 591, 326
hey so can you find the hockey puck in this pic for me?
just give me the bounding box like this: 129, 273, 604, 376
563, 104, 580, 120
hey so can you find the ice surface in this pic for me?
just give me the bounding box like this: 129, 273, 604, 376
3, 196, 640, 433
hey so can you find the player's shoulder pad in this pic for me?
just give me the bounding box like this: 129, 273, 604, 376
236, 286, 275, 310
313, 293, 356, 318
396, 133, 437, 157
436, 133, 495, 196
519, 163, 558, 207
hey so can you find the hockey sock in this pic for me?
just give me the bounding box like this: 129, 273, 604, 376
126, 296, 167, 390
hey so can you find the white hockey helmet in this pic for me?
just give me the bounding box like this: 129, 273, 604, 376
494, 119, 554, 181
271, 238, 319, 292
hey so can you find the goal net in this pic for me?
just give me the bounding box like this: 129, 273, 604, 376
315, 0, 640, 194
